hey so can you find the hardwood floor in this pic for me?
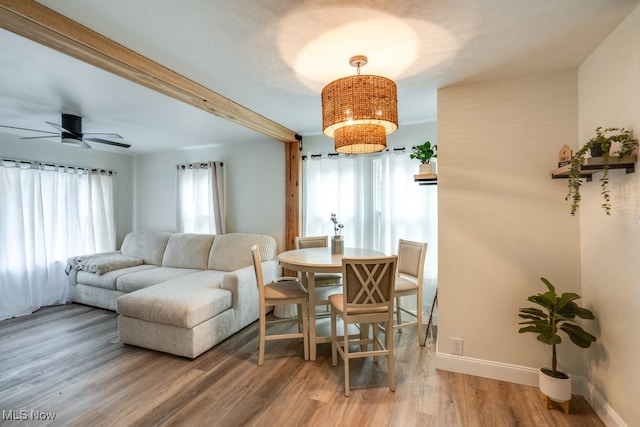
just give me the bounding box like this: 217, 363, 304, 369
0, 304, 603, 427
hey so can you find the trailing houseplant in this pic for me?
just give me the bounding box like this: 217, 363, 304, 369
566, 126, 638, 215
518, 277, 596, 401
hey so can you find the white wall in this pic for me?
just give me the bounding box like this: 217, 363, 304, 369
0, 134, 135, 247
134, 137, 287, 250
436, 72, 584, 374
578, 5, 640, 426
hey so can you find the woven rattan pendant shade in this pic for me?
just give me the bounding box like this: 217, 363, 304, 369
321, 75, 398, 137
321, 56, 398, 154
334, 124, 386, 154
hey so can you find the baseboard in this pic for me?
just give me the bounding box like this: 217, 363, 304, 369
580, 378, 628, 427
435, 351, 540, 387
435, 352, 626, 426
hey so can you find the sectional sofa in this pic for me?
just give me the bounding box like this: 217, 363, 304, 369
67, 231, 280, 358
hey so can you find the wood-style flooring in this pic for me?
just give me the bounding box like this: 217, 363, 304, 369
0, 304, 604, 426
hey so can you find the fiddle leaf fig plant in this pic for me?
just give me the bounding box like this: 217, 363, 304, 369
518, 277, 596, 378
410, 141, 437, 164
566, 126, 638, 215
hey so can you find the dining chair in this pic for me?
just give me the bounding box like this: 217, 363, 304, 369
295, 235, 342, 315
393, 239, 428, 346
250, 245, 309, 365
295, 235, 343, 286
329, 255, 397, 396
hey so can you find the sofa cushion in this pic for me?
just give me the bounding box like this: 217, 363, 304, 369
77, 264, 158, 290
208, 233, 276, 272
115, 267, 201, 293
162, 233, 215, 269
184, 270, 229, 288
117, 279, 232, 329
121, 231, 172, 266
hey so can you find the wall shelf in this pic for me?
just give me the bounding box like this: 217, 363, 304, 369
551, 155, 637, 182
414, 173, 438, 186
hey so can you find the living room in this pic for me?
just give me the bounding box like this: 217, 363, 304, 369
1, 1, 640, 426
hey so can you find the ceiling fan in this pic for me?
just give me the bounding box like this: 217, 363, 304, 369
0, 113, 131, 149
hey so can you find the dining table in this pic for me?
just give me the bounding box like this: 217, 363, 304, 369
277, 246, 385, 361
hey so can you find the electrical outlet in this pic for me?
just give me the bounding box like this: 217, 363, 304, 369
451, 337, 464, 356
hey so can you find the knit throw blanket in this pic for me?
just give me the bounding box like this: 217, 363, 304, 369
75, 254, 143, 275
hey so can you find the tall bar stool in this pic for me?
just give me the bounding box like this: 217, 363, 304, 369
250, 245, 309, 365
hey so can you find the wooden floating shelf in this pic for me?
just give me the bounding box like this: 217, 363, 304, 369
551, 155, 637, 182
414, 173, 438, 186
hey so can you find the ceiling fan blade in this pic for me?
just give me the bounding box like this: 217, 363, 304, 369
0, 124, 58, 134
84, 138, 131, 148
20, 135, 62, 139
45, 121, 77, 136
82, 132, 123, 139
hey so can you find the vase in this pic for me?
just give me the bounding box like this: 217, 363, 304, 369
331, 235, 344, 254
419, 163, 433, 174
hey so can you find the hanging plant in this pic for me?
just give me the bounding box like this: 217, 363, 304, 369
566, 127, 638, 215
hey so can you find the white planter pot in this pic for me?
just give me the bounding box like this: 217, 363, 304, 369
539, 368, 571, 402
419, 163, 433, 174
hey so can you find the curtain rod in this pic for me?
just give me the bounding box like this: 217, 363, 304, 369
302, 146, 407, 160
1, 156, 117, 175
176, 161, 224, 170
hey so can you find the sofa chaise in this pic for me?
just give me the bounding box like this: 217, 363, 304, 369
67, 231, 280, 358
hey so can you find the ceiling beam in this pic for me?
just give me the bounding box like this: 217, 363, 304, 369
0, 0, 299, 144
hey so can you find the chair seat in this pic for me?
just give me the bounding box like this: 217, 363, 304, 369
328, 294, 389, 315
265, 280, 308, 300
395, 275, 418, 293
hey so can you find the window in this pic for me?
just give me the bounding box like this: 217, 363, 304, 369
0, 160, 116, 320
302, 150, 438, 285
176, 161, 226, 234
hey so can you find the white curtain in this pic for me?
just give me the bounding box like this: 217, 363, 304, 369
303, 155, 370, 247
176, 161, 226, 234
302, 151, 438, 284
0, 161, 116, 320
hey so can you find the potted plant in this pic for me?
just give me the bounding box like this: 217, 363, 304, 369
566, 126, 638, 215
518, 277, 596, 404
410, 141, 437, 174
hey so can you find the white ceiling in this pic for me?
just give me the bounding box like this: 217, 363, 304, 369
0, 0, 638, 154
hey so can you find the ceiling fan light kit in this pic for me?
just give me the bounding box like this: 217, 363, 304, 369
61, 137, 91, 149
58, 114, 89, 148
321, 55, 398, 154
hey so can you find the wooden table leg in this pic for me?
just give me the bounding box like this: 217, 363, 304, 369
307, 272, 317, 361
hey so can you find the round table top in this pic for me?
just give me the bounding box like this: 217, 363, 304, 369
277, 247, 385, 272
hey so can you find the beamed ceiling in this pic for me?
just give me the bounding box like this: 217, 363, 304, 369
0, 0, 638, 153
